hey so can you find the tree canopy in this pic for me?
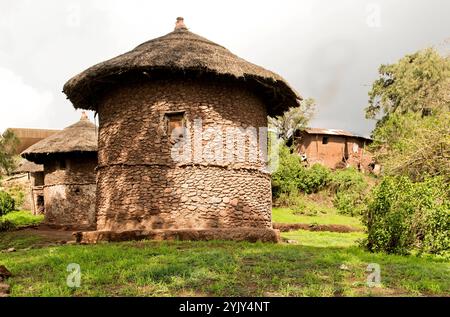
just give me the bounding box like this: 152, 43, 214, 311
366, 48, 450, 181
0, 129, 19, 176
269, 98, 316, 142
366, 48, 450, 120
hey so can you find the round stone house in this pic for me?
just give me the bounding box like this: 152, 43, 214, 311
63, 18, 301, 242
21, 113, 98, 229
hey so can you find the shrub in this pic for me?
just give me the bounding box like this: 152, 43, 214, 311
0, 219, 16, 232
300, 164, 331, 194
0, 190, 15, 216
363, 176, 450, 255
329, 168, 369, 216
272, 145, 305, 197
272, 146, 331, 197
5, 185, 25, 209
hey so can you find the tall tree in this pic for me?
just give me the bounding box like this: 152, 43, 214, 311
366, 48, 450, 181
269, 98, 316, 142
366, 48, 450, 120
0, 129, 19, 176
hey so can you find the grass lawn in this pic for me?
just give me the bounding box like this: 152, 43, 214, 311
0, 229, 448, 297
282, 230, 366, 248
1, 210, 44, 228
272, 207, 363, 229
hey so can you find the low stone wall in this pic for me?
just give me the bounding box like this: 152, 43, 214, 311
74, 227, 280, 243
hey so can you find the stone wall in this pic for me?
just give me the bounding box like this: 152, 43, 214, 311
43, 154, 97, 229
96, 78, 273, 233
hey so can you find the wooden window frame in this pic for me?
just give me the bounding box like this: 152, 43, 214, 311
164, 111, 186, 143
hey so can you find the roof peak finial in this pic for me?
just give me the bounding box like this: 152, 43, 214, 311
175, 17, 187, 31
80, 111, 88, 121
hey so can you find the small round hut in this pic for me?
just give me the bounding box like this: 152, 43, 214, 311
63, 18, 301, 242
21, 113, 98, 229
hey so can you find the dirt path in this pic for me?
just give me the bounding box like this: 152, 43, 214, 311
18, 225, 76, 242
0, 225, 79, 251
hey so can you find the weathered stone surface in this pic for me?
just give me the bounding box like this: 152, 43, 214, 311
94, 78, 274, 238
42, 154, 97, 230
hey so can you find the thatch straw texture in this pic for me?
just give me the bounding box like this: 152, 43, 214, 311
13, 159, 43, 174
63, 22, 301, 116
21, 115, 97, 162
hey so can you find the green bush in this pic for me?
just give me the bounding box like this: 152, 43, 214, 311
5, 185, 25, 209
0, 190, 15, 216
272, 146, 331, 196
272, 145, 305, 196
329, 168, 369, 216
300, 164, 331, 194
363, 176, 450, 255
0, 219, 16, 232
275, 192, 321, 216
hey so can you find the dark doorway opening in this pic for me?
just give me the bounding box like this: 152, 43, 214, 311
36, 195, 45, 214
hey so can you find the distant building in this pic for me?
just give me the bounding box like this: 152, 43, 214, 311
6, 128, 60, 154
294, 128, 373, 171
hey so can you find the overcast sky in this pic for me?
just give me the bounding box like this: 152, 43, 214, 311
0, 0, 449, 137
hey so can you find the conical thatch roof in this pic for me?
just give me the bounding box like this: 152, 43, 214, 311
13, 158, 43, 174
63, 18, 301, 116
21, 112, 97, 163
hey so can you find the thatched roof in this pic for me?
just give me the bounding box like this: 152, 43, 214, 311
13, 159, 43, 174
63, 18, 301, 116
21, 112, 97, 163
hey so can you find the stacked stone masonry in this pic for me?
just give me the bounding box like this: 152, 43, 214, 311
95, 78, 273, 233
43, 154, 97, 229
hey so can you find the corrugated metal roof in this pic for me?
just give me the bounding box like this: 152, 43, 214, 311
303, 128, 372, 140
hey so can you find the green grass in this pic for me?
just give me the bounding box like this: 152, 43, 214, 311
282, 230, 366, 248
0, 231, 47, 250
1, 210, 44, 228
272, 207, 363, 229
0, 230, 448, 297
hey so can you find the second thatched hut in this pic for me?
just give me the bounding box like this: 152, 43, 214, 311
21, 113, 98, 229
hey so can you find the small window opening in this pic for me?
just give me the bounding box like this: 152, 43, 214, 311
165, 112, 186, 143
36, 195, 44, 214
34, 172, 44, 186
322, 136, 329, 145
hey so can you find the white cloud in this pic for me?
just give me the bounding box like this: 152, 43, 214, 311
0, 66, 54, 132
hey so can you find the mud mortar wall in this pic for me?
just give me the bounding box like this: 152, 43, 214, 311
96, 78, 273, 232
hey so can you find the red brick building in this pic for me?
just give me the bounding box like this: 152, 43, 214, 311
294, 128, 373, 171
